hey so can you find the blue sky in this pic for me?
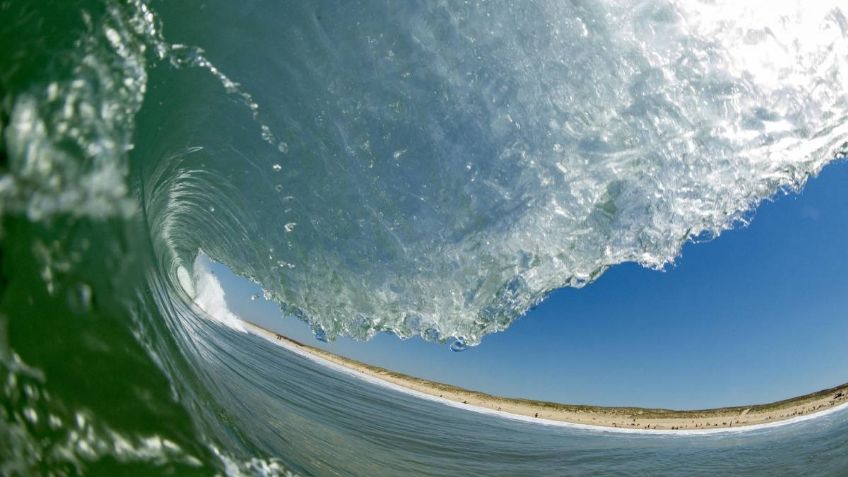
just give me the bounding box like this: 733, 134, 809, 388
211, 160, 848, 410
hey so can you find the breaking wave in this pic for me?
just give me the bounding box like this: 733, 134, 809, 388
155, 0, 847, 346
1, 0, 846, 474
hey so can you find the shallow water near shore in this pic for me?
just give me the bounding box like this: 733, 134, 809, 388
188, 316, 848, 476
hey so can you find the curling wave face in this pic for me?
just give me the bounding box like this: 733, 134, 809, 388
1, 0, 848, 474
149, 0, 848, 346
4, 0, 848, 346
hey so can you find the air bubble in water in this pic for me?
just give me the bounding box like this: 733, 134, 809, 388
277, 142, 288, 154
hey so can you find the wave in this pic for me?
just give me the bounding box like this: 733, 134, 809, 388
1, 0, 847, 474
142, 0, 848, 347
4, 0, 848, 346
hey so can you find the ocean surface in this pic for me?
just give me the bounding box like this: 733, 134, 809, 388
2, 0, 848, 475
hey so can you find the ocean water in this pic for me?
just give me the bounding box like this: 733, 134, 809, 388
1, 0, 847, 475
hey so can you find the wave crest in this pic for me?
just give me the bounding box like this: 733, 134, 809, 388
161, 1, 846, 345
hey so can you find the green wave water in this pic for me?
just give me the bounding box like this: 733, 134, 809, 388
1, 0, 847, 475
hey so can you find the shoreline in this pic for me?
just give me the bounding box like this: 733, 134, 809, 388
242, 321, 848, 433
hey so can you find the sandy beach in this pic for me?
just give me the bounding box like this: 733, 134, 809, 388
243, 321, 848, 432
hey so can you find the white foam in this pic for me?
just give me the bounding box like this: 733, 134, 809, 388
189, 255, 246, 333
176, 265, 195, 298
242, 321, 848, 436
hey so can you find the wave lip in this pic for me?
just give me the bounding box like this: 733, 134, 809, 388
141, 0, 848, 346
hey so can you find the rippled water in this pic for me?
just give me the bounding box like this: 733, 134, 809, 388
181, 312, 848, 476
1, 0, 847, 475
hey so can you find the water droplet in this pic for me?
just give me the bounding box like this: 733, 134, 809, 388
272, 163, 282, 172
209, 206, 215, 212
450, 338, 468, 352
23, 407, 39, 425
277, 142, 289, 154
67, 282, 93, 314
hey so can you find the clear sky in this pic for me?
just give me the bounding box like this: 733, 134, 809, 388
209, 160, 848, 410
